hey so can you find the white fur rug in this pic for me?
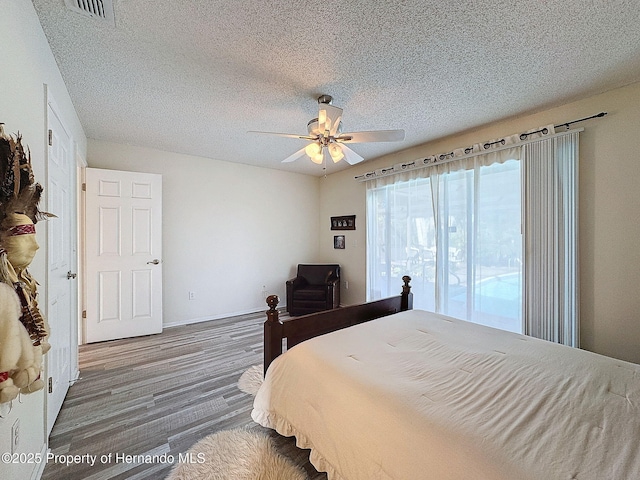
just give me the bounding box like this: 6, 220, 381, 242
166, 428, 307, 480
238, 364, 263, 396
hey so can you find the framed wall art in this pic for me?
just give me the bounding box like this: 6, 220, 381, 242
331, 215, 356, 230
334, 235, 345, 249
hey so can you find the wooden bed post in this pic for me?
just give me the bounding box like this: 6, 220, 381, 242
264, 295, 283, 376
401, 275, 413, 311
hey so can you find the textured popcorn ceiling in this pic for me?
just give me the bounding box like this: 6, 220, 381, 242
32, 0, 640, 176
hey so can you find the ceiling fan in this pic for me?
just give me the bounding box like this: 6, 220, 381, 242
249, 95, 405, 165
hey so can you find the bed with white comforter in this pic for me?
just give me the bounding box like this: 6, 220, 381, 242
252, 309, 640, 479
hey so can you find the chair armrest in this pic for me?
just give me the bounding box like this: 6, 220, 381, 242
286, 276, 306, 288
325, 277, 340, 309
325, 271, 339, 285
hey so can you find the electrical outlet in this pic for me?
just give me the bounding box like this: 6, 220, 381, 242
188, 291, 196, 300
11, 418, 20, 454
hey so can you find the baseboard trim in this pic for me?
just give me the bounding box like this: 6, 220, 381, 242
164, 307, 267, 329
69, 367, 81, 386
32, 442, 48, 480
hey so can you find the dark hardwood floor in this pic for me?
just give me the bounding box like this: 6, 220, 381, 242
42, 311, 327, 480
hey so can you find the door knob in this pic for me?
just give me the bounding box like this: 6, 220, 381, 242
147, 259, 161, 265
67, 271, 77, 280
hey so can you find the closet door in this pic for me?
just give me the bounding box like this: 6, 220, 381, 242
47, 99, 77, 435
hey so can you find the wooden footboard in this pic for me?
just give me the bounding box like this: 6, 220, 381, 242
264, 276, 413, 374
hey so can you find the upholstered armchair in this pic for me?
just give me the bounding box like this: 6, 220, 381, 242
286, 264, 340, 316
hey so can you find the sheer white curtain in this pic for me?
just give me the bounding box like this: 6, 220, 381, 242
522, 132, 579, 346
367, 147, 524, 333
366, 128, 579, 343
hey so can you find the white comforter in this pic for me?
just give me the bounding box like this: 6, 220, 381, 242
251, 309, 640, 480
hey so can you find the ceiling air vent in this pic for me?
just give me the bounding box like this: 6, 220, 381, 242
64, 0, 115, 24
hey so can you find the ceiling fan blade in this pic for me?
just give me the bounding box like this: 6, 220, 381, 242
248, 131, 317, 141
329, 111, 343, 137
340, 144, 364, 165
336, 129, 405, 143
318, 104, 343, 135
281, 146, 308, 163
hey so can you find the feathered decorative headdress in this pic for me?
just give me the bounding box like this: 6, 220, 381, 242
0, 123, 51, 229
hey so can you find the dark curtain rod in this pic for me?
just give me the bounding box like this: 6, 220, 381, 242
356, 111, 608, 181
519, 112, 607, 140
555, 111, 607, 129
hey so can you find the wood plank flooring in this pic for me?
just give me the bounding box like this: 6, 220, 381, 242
42, 311, 327, 480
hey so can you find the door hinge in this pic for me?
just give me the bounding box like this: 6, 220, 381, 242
82, 182, 86, 191
48, 129, 53, 146
82, 310, 87, 319
48, 377, 53, 394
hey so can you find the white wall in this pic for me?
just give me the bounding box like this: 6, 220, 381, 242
87, 141, 321, 326
320, 80, 640, 365
0, 2, 86, 479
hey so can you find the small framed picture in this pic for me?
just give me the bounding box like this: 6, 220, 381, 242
334, 235, 345, 249
331, 215, 356, 230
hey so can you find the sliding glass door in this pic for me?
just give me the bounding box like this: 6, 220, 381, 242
367, 160, 522, 333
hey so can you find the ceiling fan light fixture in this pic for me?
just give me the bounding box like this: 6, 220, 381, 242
328, 143, 344, 163
311, 150, 324, 164
305, 142, 321, 158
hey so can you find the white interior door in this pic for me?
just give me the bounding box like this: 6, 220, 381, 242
47, 101, 76, 435
85, 168, 162, 343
